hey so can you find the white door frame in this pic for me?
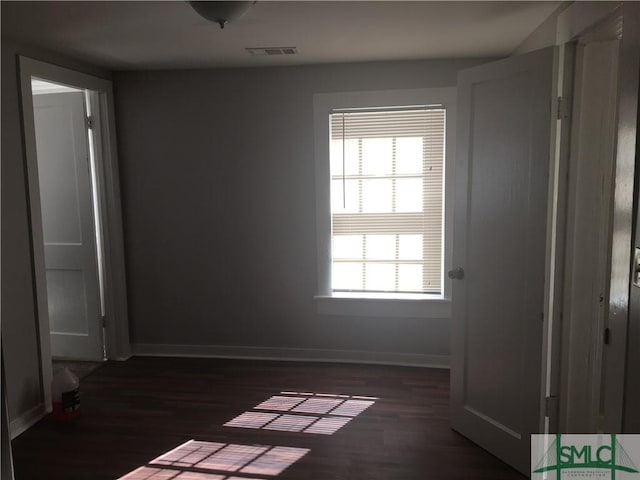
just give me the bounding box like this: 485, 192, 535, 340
560, 36, 620, 433
540, 40, 574, 434
620, 2, 640, 433
551, 3, 636, 433
18, 57, 130, 411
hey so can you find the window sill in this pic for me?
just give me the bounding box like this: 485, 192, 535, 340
314, 293, 451, 318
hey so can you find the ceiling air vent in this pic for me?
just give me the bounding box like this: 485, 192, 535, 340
246, 47, 298, 56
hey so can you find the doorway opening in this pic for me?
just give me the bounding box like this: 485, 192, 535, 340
31, 78, 107, 366
19, 57, 130, 416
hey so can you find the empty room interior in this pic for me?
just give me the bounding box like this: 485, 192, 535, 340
2, 1, 640, 479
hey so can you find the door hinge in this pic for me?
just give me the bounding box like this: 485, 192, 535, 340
545, 395, 558, 418
86, 116, 95, 130
604, 327, 611, 345
556, 96, 570, 120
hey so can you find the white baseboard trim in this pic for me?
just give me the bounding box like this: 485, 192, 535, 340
10, 403, 47, 439
131, 343, 449, 369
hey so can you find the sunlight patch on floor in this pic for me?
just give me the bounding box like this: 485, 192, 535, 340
118, 440, 309, 480
224, 391, 376, 435
118, 391, 378, 479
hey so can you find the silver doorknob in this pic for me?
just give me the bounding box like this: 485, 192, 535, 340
448, 267, 465, 280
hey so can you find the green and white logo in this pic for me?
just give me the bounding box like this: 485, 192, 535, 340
532, 434, 640, 480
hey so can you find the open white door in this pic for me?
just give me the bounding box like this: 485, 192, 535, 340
33, 90, 104, 361
450, 47, 556, 474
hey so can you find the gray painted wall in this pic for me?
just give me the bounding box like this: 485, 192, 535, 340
1, 38, 110, 425
115, 58, 492, 362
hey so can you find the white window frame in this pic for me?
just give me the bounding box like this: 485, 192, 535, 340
313, 88, 455, 318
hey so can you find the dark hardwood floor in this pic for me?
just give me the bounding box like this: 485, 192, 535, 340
11, 357, 525, 480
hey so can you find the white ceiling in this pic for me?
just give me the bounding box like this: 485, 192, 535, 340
1, 1, 562, 71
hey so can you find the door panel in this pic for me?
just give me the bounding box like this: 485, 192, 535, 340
33, 91, 103, 360
46, 270, 90, 334
451, 47, 555, 474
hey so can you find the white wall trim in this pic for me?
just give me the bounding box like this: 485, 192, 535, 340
132, 343, 449, 369
315, 295, 451, 318
9, 404, 46, 439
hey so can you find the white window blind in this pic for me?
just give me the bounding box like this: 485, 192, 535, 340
329, 107, 445, 294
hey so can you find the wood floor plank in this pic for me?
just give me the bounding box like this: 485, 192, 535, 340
11, 357, 525, 479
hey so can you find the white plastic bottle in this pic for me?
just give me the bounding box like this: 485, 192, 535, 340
51, 367, 80, 420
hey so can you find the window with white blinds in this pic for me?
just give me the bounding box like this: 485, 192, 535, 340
329, 107, 445, 294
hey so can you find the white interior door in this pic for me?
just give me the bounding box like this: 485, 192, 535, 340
450, 47, 556, 474
33, 90, 104, 361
